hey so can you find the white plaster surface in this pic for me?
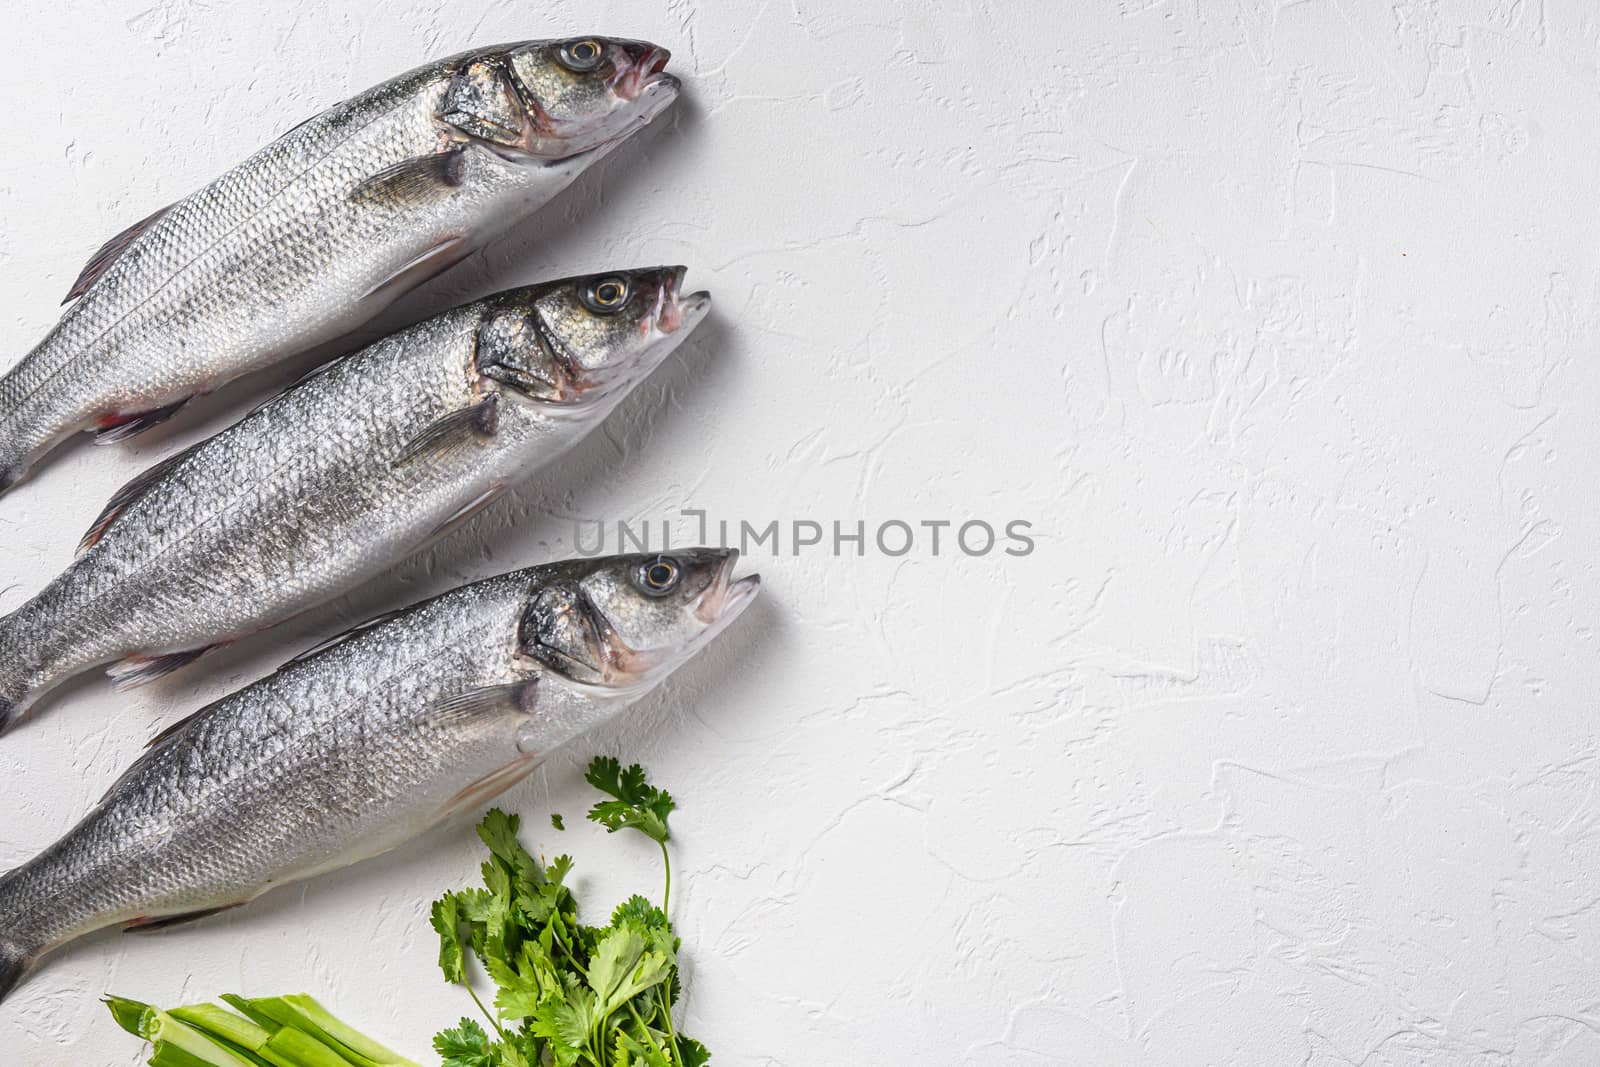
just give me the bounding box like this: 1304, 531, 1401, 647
1, 1, 1598, 1064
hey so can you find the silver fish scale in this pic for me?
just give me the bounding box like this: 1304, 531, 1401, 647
0, 46, 568, 474
12, 302, 571, 694
0, 574, 536, 951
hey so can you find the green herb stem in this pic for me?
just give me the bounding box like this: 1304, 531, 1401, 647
658, 984, 683, 1067
626, 999, 669, 1065
659, 841, 672, 916
463, 982, 506, 1043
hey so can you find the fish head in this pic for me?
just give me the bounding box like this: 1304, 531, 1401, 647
517, 549, 760, 690
475, 267, 709, 409
442, 38, 678, 160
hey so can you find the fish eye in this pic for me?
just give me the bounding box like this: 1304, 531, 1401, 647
558, 39, 605, 72
581, 276, 630, 314
636, 558, 681, 596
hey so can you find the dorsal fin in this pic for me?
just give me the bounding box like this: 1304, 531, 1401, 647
78, 440, 205, 555
97, 695, 227, 805
64, 204, 172, 304
284, 607, 408, 666
142, 705, 211, 750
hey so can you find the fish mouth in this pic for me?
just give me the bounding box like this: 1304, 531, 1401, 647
569, 73, 679, 161
628, 72, 681, 125
694, 550, 762, 627
615, 47, 673, 101
546, 66, 679, 164
654, 266, 711, 335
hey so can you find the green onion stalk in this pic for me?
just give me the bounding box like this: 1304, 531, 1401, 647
107, 993, 421, 1067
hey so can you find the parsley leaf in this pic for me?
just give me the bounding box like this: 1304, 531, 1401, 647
587, 927, 671, 1019
611, 895, 668, 932
676, 1036, 711, 1067
528, 986, 593, 1054
479, 809, 539, 881
585, 757, 676, 845
435, 1018, 495, 1067
432, 896, 466, 984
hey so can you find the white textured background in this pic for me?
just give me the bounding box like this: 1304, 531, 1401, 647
2, 1, 1599, 1064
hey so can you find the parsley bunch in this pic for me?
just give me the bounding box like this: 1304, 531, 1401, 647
431, 757, 708, 1067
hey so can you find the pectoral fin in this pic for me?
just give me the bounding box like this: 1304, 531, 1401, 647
66, 205, 171, 303
351, 150, 466, 208
393, 394, 499, 467
421, 680, 537, 730
423, 682, 542, 820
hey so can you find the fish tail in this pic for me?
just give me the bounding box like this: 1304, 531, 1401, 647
0, 809, 119, 1005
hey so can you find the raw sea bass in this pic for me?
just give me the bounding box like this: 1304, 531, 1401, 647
0, 549, 760, 1003
0, 267, 710, 728
0, 37, 680, 492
